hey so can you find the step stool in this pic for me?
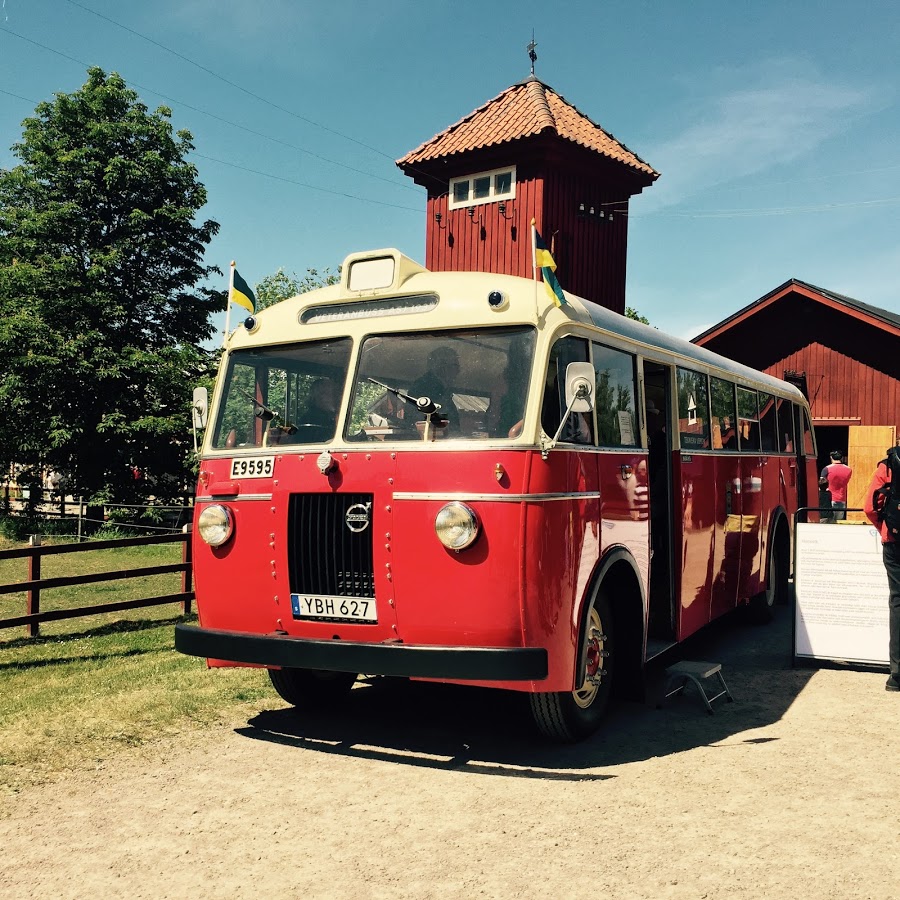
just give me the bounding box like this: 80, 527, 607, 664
662, 660, 733, 714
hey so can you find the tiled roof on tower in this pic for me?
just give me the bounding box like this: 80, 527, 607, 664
397, 76, 658, 178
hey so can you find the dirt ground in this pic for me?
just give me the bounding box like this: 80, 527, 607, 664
1, 607, 898, 900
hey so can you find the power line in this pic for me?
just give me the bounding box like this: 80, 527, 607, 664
0, 86, 39, 105
0, 77, 422, 214
696, 163, 900, 195
0, 27, 417, 194
62, 0, 397, 162
642, 195, 900, 219
192, 152, 421, 211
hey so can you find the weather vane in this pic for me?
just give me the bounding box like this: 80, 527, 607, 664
527, 32, 537, 76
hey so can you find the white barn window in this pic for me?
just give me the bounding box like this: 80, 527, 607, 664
449, 166, 516, 210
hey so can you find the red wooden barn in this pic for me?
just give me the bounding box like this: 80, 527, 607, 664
396, 75, 658, 314
694, 278, 900, 513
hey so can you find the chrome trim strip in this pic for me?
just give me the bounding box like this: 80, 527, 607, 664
392, 491, 602, 502
196, 493, 273, 502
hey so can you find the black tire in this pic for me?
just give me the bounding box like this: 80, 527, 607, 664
268, 667, 357, 710
529, 589, 614, 742
748, 526, 789, 624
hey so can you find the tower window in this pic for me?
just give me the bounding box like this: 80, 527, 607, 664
449, 166, 516, 210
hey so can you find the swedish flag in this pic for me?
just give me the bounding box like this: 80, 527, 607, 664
533, 223, 568, 308
231, 268, 256, 313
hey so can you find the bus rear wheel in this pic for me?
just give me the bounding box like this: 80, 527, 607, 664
529, 590, 614, 742
748, 526, 789, 624
268, 667, 357, 710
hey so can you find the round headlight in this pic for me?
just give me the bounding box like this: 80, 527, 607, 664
197, 504, 234, 547
434, 502, 480, 551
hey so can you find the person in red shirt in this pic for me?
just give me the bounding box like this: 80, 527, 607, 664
820, 450, 852, 522
864, 448, 900, 692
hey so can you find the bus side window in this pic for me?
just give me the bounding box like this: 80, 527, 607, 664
541, 337, 593, 444
800, 405, 816, 456
776, 398, 795, 452
592, 343, 638, 446
759, 392, 778, 452
710, 377, 738, 450
737, 387, 760, 451
676, 367, 710, 450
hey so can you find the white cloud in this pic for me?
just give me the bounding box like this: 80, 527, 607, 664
168, 0, 312, 38
637, 59, 880, 214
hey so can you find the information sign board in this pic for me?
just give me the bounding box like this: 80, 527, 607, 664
794, 523, 888, 665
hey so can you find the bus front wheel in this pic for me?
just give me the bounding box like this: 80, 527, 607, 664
529, 590, 614, 742
268, 667, 358, 710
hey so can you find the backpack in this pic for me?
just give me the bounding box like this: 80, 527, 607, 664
873, 446, 900, 537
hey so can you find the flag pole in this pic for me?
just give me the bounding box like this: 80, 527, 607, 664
224, 260, 235, 348
530, 218, 539, 317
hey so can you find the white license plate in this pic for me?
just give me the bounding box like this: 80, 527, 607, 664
291, 594, 377, 623
229, 456, 274, 479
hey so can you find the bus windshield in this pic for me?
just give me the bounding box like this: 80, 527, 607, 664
347, 326, 535, 441
211, 338, 352, 450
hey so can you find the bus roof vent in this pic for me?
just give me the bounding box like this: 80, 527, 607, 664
341, 249, 427, 294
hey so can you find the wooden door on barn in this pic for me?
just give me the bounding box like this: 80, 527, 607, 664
847, 425, 896, 521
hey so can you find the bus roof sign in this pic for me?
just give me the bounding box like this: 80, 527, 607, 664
343, 248, 427, 293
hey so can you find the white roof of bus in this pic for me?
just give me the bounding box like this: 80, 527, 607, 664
228, 248, 806, 404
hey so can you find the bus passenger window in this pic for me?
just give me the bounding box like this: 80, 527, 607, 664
776, 398, 795, 452
800, 406, 816, 456
710, 378, 738, 450
737, 387, 760, 451
541, 337, 593, 444
759, 392, 778, 452
592, 344, 637, 446
676, 368, 710, 450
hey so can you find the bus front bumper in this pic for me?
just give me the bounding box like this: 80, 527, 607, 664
175, 624, 548, 681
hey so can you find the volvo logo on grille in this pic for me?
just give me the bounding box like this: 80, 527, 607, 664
345, 502, 372, 533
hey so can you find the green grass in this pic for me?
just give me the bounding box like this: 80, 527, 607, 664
0, 535, 277, 797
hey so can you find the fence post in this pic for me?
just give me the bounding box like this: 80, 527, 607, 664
27, 534, 42, 638
181, 524, 192, 616
77, 497, 83, 542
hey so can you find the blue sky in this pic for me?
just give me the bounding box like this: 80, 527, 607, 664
1, 0, 898, 341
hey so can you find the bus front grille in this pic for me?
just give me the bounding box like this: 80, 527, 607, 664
287, 493, 375, 598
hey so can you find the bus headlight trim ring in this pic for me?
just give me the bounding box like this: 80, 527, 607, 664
198, 504, 234, 547
434, 501, 480, 551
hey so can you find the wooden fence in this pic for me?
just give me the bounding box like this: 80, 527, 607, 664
0, 531, 193, 637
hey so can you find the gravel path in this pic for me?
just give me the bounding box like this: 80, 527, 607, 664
1, 608, 898, 900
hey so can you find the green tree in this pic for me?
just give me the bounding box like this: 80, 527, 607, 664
624, 306, 650, 325
254, 266, 340, 311
0, 68, 221, 501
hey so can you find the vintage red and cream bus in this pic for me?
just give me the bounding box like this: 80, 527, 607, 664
175, 248, 819, 741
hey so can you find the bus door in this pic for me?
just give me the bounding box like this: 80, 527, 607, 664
675, 367, 716, 640
794, 403, 819, 519
737, 387, 764, 599
774, 396, 798, 514
591, 341, 648, 629
709, 377, 741, 620
642, 360, 676, 641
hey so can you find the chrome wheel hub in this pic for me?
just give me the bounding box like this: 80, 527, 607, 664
573, 606, 608, 708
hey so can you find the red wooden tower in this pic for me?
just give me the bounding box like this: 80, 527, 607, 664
396, 76, 659, 314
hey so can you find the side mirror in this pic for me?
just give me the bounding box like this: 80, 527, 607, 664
192, 386, 208, 429
565, 362, 594, 412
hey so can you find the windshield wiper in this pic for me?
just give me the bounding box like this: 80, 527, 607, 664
367, 377, 442, 416
235, 387, 297, 434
